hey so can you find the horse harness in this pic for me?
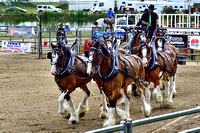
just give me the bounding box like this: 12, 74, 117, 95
51, 48, 90, 93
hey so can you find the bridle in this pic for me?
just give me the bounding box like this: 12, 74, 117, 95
104, 38, 113, 49
51, 48, 64, 66
138, 43, 152, 64
88, 47, 103, 74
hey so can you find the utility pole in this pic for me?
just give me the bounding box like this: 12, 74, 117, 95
114, 0, 118, 13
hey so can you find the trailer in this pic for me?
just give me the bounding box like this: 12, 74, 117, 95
124, 1, 193, 13
68, 0, 97, 11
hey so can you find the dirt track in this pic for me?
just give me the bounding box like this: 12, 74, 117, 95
0, 52, 200, 133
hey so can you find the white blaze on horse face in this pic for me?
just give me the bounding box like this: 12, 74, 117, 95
87, 51, 94, 75
158, 39, 163, 51
51, 52, 58, 75
142, 48, 148, 67
107, 41, 112, 49
140, 35, 146, 42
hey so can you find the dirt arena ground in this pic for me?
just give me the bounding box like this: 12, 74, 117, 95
0, 52, 200, 133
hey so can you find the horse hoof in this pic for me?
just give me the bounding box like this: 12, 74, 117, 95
71, 120, 77, 124
79, 112, 86, 118
69, 119, 78, 124
63, 114, 70, 119
99, 112, 108, 119
60, 112, 71, 119
163, 100, 173, 108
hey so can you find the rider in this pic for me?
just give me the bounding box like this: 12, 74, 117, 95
141, 4, 159, 64
125, 8, 133, 24
107, 8, 115, 24
141, 4, 159, 41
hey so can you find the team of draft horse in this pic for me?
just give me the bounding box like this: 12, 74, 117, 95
47, 25, 178, 127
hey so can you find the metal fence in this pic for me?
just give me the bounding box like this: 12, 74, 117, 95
85, 107, 200, 133
1, 25, 200, 62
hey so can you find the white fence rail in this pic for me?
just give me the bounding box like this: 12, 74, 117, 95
115, 13, 200, 30
85, 107, 200, 133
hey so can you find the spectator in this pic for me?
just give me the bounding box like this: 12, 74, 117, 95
93, 22, 99, 28
56, 23, 66, 45
64, 23, 73, 45
125, 8, 133, 24
120, 17, 127, 29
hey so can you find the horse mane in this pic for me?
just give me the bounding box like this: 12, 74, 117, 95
62, 46, 71, 57
132, 31, 141, 44
93, 41, 110, 57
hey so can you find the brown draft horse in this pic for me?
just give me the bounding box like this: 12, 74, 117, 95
47, 39, 92, 124
136, 40, 178, 107
119, 27, 149, 53
154, 31, 178, 100
87, 40, 151, 127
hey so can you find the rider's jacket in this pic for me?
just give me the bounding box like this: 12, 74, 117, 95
107, 11, 115, 19
141, 11, 158, 31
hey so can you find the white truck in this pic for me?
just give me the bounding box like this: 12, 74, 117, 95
68, 0, 97, 11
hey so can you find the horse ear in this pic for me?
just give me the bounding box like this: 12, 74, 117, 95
47, 52, 52, 59
103, 34, 106, 40
162, 30, 166, 36
51, 43, 56, 49
155, 30, 159, 36
111, 34, 114, 40
146, 38, 150, 44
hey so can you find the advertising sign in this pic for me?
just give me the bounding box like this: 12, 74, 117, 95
2, 41, 31, 53
189, 36, 200, 50
7, 26, 36, 38
167, 34, 188, 48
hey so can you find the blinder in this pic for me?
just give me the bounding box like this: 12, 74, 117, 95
50, 48, 64, 66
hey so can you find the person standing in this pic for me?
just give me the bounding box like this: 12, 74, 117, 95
141, 4, 159, 40
125, 8, 133, 24
56, 23, 66, 45
64, 23, 73, 45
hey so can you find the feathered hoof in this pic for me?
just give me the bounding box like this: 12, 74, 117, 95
141, 106, 151, 118
163, 100, 173, 109
119, 100, 125, 106
79, 112, 86, 118
76, 105, 88, 118
59, 110, 71, 119
61, 113, 70, 119
103, 120, 115, 127
155, 95, 163, 103
99, 112, 108, 119
68, 117, 79, 124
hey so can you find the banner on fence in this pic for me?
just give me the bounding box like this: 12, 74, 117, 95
2, 41, 31, 53
188, 36, 200, 50
7, 26, 36, 38
167, 34, 188, 48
